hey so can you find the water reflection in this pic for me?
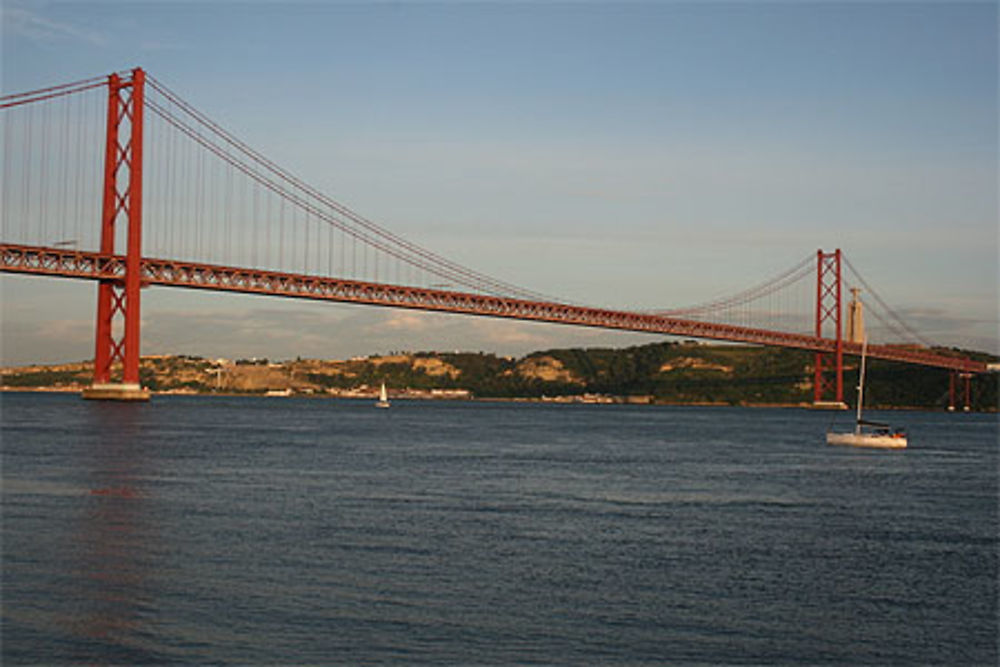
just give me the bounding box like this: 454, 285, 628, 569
67, 402, 157, 661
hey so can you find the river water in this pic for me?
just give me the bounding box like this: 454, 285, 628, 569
2, 392, 996, 665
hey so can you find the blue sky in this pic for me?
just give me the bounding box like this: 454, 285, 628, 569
2, 1, 997, 364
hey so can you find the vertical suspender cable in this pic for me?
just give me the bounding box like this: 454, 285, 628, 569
58, 94, 69, 245
279, 195, 285, 272
39, 101, 48, 245
251, 173, 258, 268
2, 101, 11, 242
25, 103, 33, 244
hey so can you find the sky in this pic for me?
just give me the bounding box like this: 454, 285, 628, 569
2, 0, 997, 365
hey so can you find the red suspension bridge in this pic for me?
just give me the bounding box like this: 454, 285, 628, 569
1, 68, 987, 403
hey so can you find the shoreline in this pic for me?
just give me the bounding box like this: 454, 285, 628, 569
2, 387, 988, 412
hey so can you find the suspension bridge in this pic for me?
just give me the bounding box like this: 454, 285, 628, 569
1, 68, 988, 404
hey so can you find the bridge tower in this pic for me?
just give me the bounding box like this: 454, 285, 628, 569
948, 372, 972, 412
82, 68, 150, 401
813, 249, 845, 408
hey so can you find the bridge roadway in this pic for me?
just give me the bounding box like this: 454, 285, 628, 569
0, 243, 987, 375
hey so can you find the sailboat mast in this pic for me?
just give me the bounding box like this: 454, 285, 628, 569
855, 338, 868, 435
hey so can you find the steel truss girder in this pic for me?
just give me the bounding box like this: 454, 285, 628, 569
0, 242, 986, 375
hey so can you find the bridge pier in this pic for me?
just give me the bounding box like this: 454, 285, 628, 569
811, 400, 848, 410
82, 383, 151, 401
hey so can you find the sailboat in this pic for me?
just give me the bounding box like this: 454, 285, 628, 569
826, 338, 907, 449
375, 381, 390, 409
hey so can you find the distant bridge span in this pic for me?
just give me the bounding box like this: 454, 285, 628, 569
2, 243, 986, 375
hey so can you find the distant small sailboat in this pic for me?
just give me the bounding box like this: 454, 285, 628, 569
826, 338, 907, 449
375, 381, 390, 408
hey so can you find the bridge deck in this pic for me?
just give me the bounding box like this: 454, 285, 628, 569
0, 243, 986, 374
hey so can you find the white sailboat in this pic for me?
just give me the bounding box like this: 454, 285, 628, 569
827, 338, 907, 449
375, 381, 390, 409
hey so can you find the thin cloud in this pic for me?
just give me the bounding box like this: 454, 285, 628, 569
139, 39, 188, 52
378, 312, 431, 333
3, 6, 107, 47
1, 316, 93, 365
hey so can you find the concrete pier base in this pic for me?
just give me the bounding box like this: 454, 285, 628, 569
81, 383, 151, 402
811, 401, 849, 410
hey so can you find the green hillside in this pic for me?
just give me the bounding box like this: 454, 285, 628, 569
2, 342, 996, 410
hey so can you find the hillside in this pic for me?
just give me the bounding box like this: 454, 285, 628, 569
2, 342, 996, 410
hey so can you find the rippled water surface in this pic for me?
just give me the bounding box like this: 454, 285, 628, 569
2, 393, 997, 664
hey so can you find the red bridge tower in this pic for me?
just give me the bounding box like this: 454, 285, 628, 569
82, 68, 150, 401
813, 249, 845, 408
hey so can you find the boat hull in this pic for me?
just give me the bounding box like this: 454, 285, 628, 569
826, 432, 907, 449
